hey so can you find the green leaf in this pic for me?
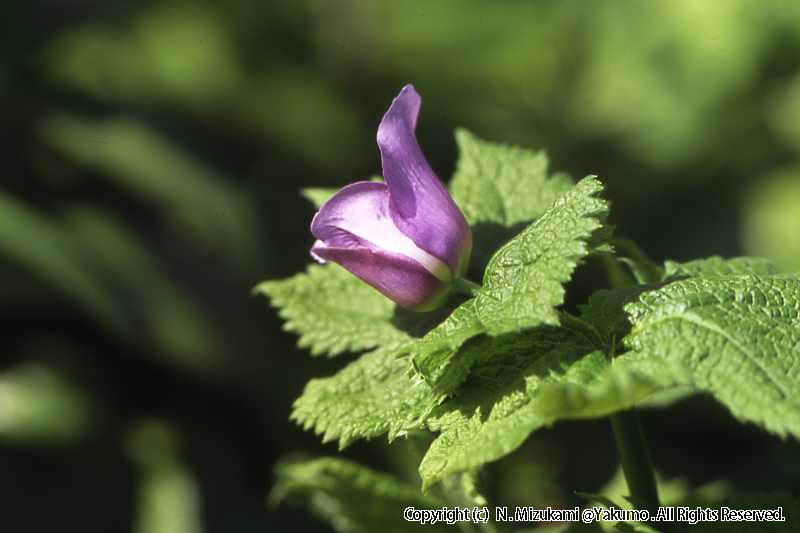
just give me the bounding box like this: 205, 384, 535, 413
662, 256, 776, 280
291, 346, 437, 448
449, 129, 573, 227
410, 299, 485, 399
255, 264, 410, 357
576, 286, 648, 347
532, 260, 787, 422
272, 457, 450, 533
625, 274, 800, 439
278, 174, 611, 453
419, 317, 603, 487
418, 278, 734, 487
475, 176, 609, 335
412, 177, 610, 395
534, 351, 685, 420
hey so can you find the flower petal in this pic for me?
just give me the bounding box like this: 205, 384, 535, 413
377, 84, 471, 274
310, 241, 449, 311
311, 181, 451, 281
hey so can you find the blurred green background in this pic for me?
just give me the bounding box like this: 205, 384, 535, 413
3, 1, 800, 531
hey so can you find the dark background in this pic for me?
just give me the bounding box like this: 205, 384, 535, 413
2, 1, 800, 531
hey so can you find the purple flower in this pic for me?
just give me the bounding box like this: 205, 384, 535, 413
310, 85, 472, 311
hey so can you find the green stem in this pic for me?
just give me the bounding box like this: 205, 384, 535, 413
452, 277, 481, 297
611, 238, 663, 284
601, 251, 660, 514
610, 409, 660, 513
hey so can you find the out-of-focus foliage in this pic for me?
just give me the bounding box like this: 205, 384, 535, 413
271, 457, 452, 533
2, 0, 800, 531
0, 361, 92, 443
41, 2, 365, 171
742, 168, 800, 271
126, 420, 202, 533
40, 115, 262, 264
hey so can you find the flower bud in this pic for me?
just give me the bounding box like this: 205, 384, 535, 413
310, 85, 472, 311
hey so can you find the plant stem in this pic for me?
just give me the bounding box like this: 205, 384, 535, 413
611, 237, 663, 284
452, 277, 481, 297
609, 409, 660, 513
601, 252, 661, 514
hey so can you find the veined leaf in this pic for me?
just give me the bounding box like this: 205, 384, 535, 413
576, 286, 651, 347
525, 261, 788, 424
419, 317, 603, 487
662, 256, 776, 280
413, 176, 610, 394
448, 129, 573, 227
534, 352, 688, 420
528, 287, 697, 421
410, 299, 485, 400
291, 345, 437, 448
625, 274, 800, 439
475, 176, 609, 335
255, 264, 410, 357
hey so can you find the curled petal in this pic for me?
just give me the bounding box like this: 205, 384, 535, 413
377, 84, 471, 274
311, 181, 451, 281
311, 241, 449, 311
308, 86, 473, 311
